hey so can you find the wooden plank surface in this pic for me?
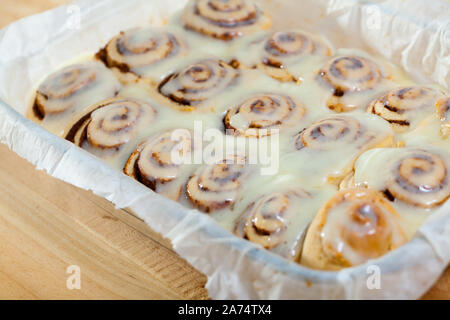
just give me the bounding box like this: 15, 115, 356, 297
0, 0, 71, 28
0, 0, 448, 300
0, 144, 209, 299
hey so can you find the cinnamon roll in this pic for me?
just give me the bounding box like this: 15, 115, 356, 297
295, 116, 363, 151
301, 188, 407, 270
181, 0, 271, 41
158, 59, 238, 110
234, 189, 311, 260
224, 93, 306, 137
31, 62, 121, 124
97, 27, 184, 83
317, 56, 382, 112
124, 129, 196, 200
368, 87, 443, 133
293, 114, 394, 184
257, 30, 331, 82
295, 114, 393, 151
65, 97, 157, 150
353, 148, 450, 209
436, 96, 450, 138
186, 155, 249, 212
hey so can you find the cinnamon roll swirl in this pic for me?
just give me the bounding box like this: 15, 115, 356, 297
368, 87, 443, 133
294, 115, 392, 151
65, 97, 157, 150
97, 27, 184, 83
224, 93, 306, 137
32, 63, 121, 121
293, 114, 394, 184
352, 148, 450, 209
124, 129, 195, 200
387, 150, 449, 208
158, 59, 238, 110
181, 0, 271, 40
234, 189, 310, 260
295, 116, 363, 151
436, 96, 450, 138
186, 155, 249, 212
301, 188, 407, 270
317, 56, 382, 112
257, 30, 331, 82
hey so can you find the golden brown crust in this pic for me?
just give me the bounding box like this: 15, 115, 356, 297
301, 188, 407, 270
30, 97, 46, 121
255, 62, 297, 83
123, 147, 157, 190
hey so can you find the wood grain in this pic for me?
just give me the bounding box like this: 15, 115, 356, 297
0, 0, 448, 300
0, 0, 72, 28
0, 144, 209, 299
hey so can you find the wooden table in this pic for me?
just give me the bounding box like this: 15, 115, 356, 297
0, 0, 448, 300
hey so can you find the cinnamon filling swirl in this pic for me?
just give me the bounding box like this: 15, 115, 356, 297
236, 30, 331, 83
158, 59, 238, 108
317, 56, 382, 112
186, 156, 249, 213
65, 97, 157, 149
234, 190, 310, 250
261, 31, 316, 79
368, 87, 443, 132
224, 93, 306, 137
182, 0, 271, 40
34, 64, 98, 118
265, 32, 315, 58
386, 150, 450, 208
98, 27, 182, 75
124, 129, 194, 198
293, 114, 394, 184
295, 116, 364, 150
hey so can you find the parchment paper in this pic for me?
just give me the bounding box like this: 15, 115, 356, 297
0, 0, 448, 299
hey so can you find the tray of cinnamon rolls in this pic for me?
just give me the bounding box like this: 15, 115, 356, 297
1, 0, 449, 299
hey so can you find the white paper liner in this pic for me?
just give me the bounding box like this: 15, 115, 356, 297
0, 0, 448, 299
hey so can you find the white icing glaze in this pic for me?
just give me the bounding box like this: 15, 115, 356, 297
37, 61, 122, 136
368, 86, 445, 133
181, 0, 272, 41
28, 0, 450, 267
102, 26, 190, 83
285, 112, 394, 186
319, 189, 407, 266
353, 147, 450, 237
